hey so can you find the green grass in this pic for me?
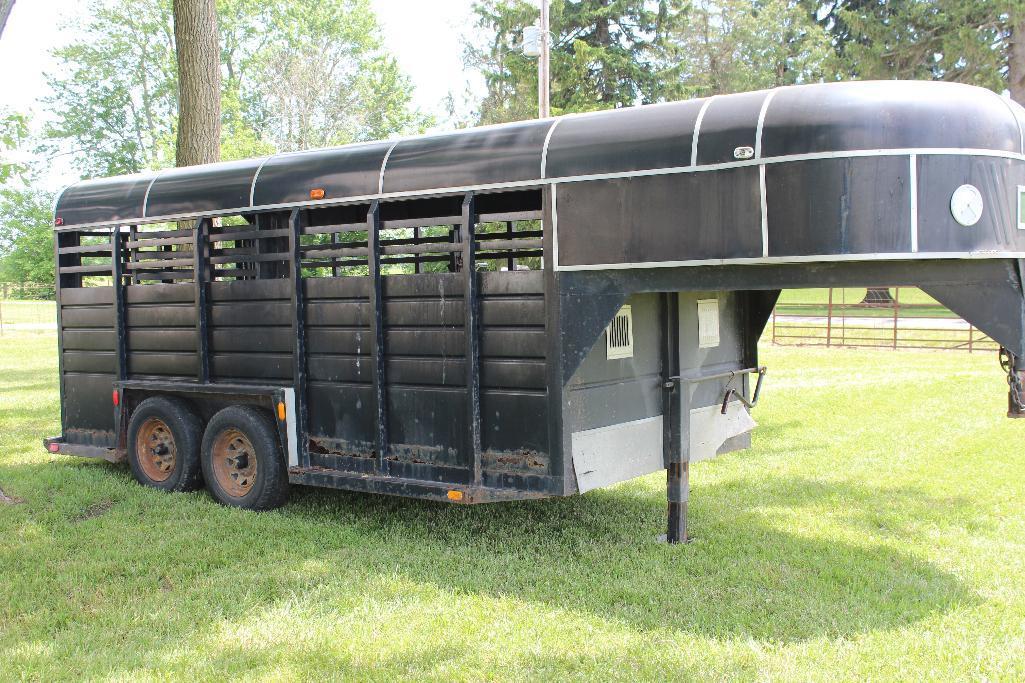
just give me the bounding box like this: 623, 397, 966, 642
0, 300, 56, 327
2, 333, 1025, 680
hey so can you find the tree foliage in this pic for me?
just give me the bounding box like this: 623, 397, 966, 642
1, 108, 29, 184
670, 0, 833, 97
823, 0, 1019, 96
42, 0, 428, 176
0, 187, 55, 288
466, 0, 689, 124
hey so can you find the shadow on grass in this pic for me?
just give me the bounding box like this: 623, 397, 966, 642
0, 451, 982, 679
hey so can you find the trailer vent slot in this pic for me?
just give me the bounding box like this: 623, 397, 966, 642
606, 305, 634, 360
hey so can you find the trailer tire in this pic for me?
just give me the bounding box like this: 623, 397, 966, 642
201, 406, 289, 511
127, 396, 204, 492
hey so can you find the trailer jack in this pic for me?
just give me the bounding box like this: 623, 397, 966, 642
662, 366, 767, 544
999, 348, 1025, 418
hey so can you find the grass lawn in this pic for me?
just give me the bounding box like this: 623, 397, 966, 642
1, 332, 1024, 680
0, 300, 56, 328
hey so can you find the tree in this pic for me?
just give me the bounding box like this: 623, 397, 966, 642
669, 0, 832, 97
822, 1, 1022, 101
253, 0, 429, 150
173, 0, 222, 166
0, 188, 55, 291
466, 0, 689, 123
42, 0, 178, 177
0, 109, 28, 184
43, 0, 426, 176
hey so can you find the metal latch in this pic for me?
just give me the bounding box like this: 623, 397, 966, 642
663, 366, 767, 414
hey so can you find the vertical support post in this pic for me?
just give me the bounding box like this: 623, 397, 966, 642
661, 292, 687, 543
506, 220, 514, 271
288, 209, 310, 469
460, 192, 483, 486
111, 227, 127, 382
331, 230, 339, 277
367, 201, 389, 472
892, 286, 900, 350
968, 324, 974, 353
826, 287, 833, 347
193, 218, 211, 383
128, 225, 140, 284
413, 226, 421, 274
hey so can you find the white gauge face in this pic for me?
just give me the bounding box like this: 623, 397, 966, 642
950, 184, 984, 227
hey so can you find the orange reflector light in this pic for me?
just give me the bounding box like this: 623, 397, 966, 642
310, 188, 325, 200
277, 401, 286, 421
446, 490, 464, 502
112, 389, 119, 406
48, 442, 60, 453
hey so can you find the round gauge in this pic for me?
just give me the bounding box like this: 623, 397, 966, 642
950, 184, 984, 227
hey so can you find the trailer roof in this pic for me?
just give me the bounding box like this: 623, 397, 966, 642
54, 80, 1025, 230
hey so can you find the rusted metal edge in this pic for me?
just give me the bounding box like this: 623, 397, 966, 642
288, 466, 551, 504
43, 437, 125, 464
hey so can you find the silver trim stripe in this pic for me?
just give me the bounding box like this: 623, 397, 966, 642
58, 146, 1025, 231
378, 140, 400, 194
691, 96, 716, 166
141, 171, 164, 218
759, 164, 769, 257
540, 117, 563, 179
554, 251, 1025, 273
910, 154, 919, 252
754, 89, 778, 159
248, 156, 275, 207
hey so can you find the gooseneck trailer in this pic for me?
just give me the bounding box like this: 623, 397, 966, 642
47, 81, 1025, 542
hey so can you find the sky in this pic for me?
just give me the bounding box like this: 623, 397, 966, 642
0, 0, 488, 190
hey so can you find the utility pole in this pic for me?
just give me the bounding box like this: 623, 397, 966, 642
538, 0, 550, 118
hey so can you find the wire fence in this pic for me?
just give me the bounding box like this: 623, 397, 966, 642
769, 287, 998, 352
0, 282, 999, 352
0, 282, 57, 336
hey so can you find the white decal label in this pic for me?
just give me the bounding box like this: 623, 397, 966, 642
697, 298, 720, 349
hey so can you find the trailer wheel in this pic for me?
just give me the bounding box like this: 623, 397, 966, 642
127, 396, 204, 492
201, 406, 288, 511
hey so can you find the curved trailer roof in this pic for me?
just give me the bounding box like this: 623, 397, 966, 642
55, 80, 1025, 230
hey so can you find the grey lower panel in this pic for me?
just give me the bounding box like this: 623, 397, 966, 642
571, 416, 663, 493
570, 402, 757, 493
689, 402, 756, 463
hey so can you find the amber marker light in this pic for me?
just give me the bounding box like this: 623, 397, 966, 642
310, 188, 325, 200
277, 401, 286, 421
447, 490, 464, 502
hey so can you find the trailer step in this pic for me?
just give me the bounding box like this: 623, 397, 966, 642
288, 466, 548, 504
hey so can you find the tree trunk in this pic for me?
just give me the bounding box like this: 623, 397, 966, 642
1011, 19, 1025, 106
173, 0, 221, 167
861, 287, 895, 306
0, 0, 15, 40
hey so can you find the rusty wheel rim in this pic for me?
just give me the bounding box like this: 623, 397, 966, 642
135, 417, 177, 482
211, 428, 257, 498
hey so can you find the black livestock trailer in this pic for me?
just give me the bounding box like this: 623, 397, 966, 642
46, 80, 1025, 542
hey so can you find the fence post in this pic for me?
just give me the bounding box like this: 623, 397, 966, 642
892, 287, 900, 349
826, 288, 833, 347
772, 304, 777, 345
968, 324, 974, 353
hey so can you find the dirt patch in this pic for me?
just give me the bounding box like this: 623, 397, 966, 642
74, 499, 114, 522
0, 486, 23, 505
